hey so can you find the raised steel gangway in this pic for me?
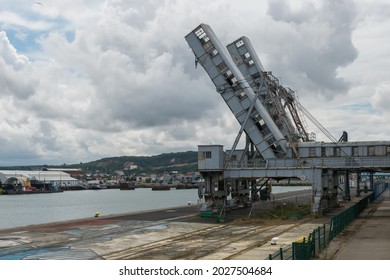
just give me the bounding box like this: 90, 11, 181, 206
185, 23, 390, 215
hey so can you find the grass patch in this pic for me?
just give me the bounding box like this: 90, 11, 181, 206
238, 203, 312, 224
269, 203, 311, 220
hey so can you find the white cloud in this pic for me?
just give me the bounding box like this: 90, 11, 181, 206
0, 31, 37, 100
266, 0, 359, 96
372, 82, 390, 112
0, 10, 55, 31
0, 0, 389, 165
0, 31, 30, 69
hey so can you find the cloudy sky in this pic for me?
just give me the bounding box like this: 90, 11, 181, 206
0, 0, 389, 166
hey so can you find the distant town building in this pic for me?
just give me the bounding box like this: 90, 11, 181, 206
0, 170, 80, 187
47, 168, 84, 180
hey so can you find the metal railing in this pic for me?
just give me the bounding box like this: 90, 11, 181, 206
226, 156, 390, 170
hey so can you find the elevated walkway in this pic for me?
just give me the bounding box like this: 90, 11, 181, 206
320, 188, 390, 259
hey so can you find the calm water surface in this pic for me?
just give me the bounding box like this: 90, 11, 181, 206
0, 186, 309, 229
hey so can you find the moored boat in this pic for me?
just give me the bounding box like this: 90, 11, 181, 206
151, 185, 171, 191
1, 180, 63, 195
119, 182, 135, 190
1, 189, 63, 195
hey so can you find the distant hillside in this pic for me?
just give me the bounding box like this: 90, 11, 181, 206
0, 151, 199, 175
67, 151, 198, 174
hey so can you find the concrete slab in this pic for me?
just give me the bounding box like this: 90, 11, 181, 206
320, 189, 390, 260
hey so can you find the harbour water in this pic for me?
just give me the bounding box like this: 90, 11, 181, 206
0, 186, 310, 230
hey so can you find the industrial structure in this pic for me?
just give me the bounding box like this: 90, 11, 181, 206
185, 23, 390, 215
0, 170, 79, 189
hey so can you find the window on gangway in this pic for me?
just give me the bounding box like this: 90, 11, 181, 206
243, 52, 254, 66
237, 91, 246, 100
368, 146, 375, 156
195, 28, 204, 37
217, 62, 227, 73
253, 117, 270, 136
266, 136, 280, 155
224, 70, 233, 78
321, 147, 326, 157
208, 48, 218, 57
227, 77, 238, 86
194, 27, 212, 50
236, 40, 244, 48
195, 28, 209, 43
309, 147, 317, 157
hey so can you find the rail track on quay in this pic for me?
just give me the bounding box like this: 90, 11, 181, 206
101, 215, 314, 260
100, 190, 313, 260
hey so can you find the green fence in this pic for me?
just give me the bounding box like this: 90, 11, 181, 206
268, 183, 387, 260
268, 246, 294, 260
268, 225, 326, 260
328, 193, 372, 240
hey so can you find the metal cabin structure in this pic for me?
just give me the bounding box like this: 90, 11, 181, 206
185, 23, 390, 215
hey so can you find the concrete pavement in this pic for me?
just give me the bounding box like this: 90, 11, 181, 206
319, 189, 390, 259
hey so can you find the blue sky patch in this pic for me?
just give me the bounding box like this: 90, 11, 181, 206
339, 103, 376, 113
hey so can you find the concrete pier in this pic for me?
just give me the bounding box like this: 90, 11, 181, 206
319, 188, 390, 260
